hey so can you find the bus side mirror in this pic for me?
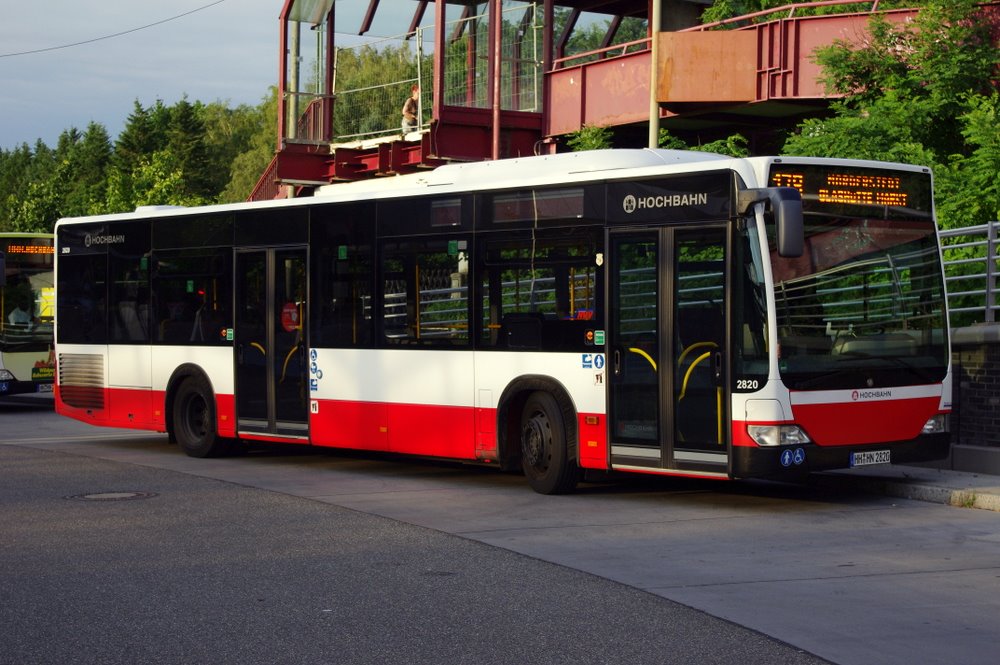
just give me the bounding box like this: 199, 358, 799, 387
738, 187, 804, 258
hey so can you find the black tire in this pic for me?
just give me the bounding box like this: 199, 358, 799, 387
173, 375, 233, 458
520, 391, 579, 495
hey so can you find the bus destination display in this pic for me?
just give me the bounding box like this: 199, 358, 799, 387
769, 164, 932, 218
5, 243, 55, 255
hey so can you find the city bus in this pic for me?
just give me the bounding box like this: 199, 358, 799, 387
1, 233, 55, 396
53, 149, 951, 493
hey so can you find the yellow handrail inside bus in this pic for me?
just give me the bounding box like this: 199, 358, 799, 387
677, 341, 717, 370
678, 351, 712, 402
677, 348, 724, 446
717, 386, 723, 445
251, 342, 266, 356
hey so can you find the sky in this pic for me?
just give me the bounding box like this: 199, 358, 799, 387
0, 0, 281, 150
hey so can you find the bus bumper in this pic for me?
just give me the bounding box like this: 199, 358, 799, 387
0, 380, 54, 397
733, 432, 952, 479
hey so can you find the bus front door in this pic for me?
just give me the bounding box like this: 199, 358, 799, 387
235, 247, 309, 439
608, 226, 730, 475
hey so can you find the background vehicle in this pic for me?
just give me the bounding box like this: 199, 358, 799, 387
54, 150, 950, 493
1, 233, 54, 396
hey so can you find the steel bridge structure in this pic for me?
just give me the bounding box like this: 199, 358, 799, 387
250, 0, 999, 200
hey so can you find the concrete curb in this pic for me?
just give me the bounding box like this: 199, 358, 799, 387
817, 466, 1000, 512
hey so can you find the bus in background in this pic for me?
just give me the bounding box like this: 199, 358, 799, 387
53, 150, 951, 493
1, 233, 55, 396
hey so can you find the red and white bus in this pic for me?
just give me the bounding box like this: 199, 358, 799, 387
1, 233, 55, 396
54, 149, 951, 493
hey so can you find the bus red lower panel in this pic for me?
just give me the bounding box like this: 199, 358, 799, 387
58, 385, 232, 437
310, 399, 477, 458
215, 393, 236, 438
577, 413, 608, 469
56, 385, 164, 432
311, 399, 608, 466
791, 397, 941, 446
310, 400, 389, 451
388, 403, 476, 458
55, 385, 108, 425
106, 387, 155, 429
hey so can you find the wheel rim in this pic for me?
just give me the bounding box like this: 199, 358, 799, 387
522, 411, 550, 472
182, 393, 209, 441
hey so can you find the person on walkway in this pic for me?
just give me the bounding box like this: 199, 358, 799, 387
402, 85, 419, 134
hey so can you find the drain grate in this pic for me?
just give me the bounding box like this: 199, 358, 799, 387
65, 491, 158, 502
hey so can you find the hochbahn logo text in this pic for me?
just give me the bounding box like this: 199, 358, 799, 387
623, 192, 709, 213
84, 233, 126, 247
852, 389, 892, 401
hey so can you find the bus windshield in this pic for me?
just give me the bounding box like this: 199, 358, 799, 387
766, 164, 948, 391
1, 235, 55, 352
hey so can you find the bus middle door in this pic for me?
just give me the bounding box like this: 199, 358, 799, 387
608, 226, 730, 475
235, 247, 309, 439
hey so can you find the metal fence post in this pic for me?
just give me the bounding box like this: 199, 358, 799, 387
416, 26, 424, 129
988, 221, 998, 323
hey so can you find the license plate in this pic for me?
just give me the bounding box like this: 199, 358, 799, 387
851, 449, 890, 467
37, 383, 54, 393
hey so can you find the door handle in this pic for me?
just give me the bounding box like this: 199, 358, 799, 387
613, 349, 622, 375
714, 351, 723, 382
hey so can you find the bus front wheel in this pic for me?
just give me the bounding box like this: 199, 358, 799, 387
173, 376, 233, 458
520, 391, 579, 495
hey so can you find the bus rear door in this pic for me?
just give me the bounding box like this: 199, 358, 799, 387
235, 247, 309, 438
608, 226, 730, 476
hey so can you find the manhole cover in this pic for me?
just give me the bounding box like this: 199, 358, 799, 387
65, 491, 158, 501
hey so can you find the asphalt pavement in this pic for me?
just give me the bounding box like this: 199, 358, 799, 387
4, 393, 1000, 665
0, 444, 828, 665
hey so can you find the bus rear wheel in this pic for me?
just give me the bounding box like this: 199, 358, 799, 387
173, 376, 233, 458
520, 391, 579, 495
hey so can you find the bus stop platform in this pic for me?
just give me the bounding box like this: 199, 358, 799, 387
819, 462, 1000, 512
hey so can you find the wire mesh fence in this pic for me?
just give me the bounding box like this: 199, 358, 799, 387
284, 3, 544, 145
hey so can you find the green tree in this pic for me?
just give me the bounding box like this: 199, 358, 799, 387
219, 88, 279, 203
114, 100, 169, 175
0, 140, 58, 231
566, 125, 614, 151
7, 178, 61, 232
0, 144, 34, 231
697, 133, 749, 157
200, 100, 264, 197
101, 150, 211, 212
168, 97, 212, 200
935, 95, 1000, 225
4, 124, 113, 231
62, 122, 113, 217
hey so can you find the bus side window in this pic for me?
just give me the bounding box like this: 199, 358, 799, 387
151, 249, 232, 346
311, 243, 373, 348
57, 253, 108, 345
479, 228, 602, 351
380, 238, 470, 346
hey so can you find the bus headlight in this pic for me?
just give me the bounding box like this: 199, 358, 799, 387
0, 369, 15, 381
747, 424, 811, 447
921, 414, 949, 435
